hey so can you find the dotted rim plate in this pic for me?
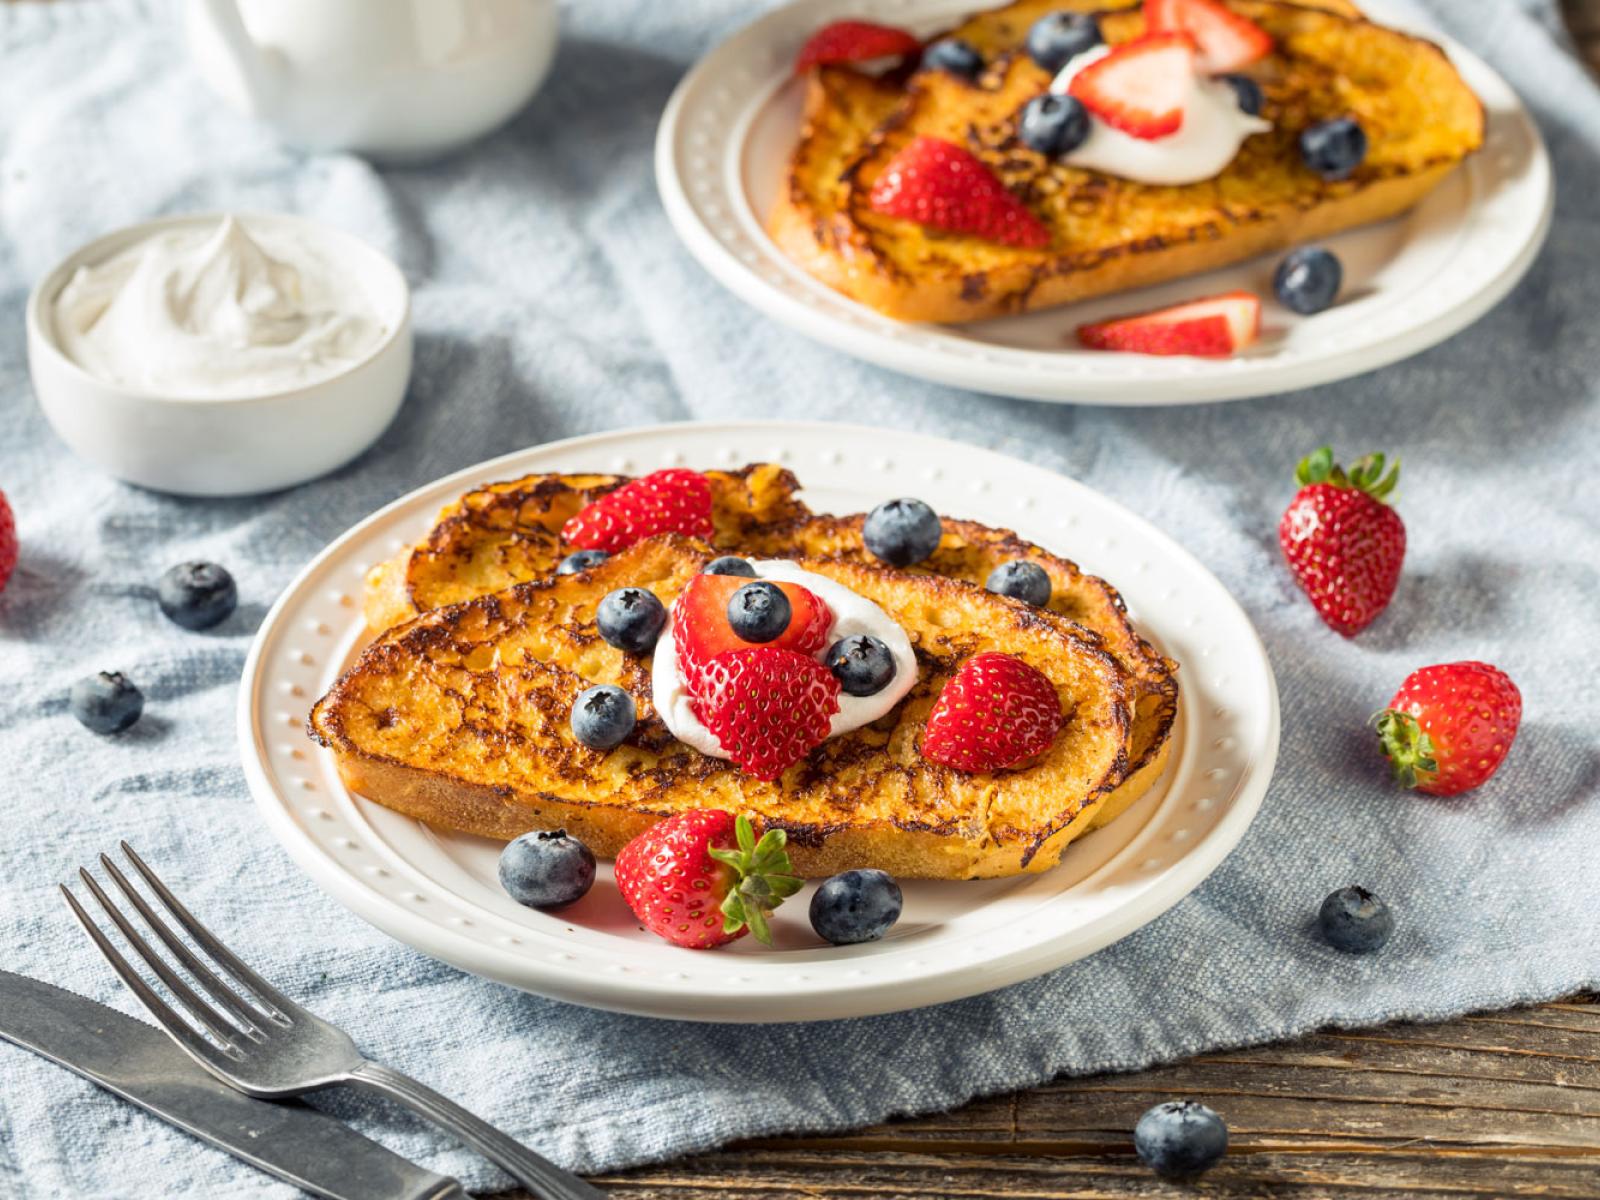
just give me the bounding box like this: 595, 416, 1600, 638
654, 0, 1552, 406
239, 422, 1280, 1022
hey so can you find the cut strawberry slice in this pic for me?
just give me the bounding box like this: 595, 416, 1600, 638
868, 136, 1050, 248
795, 20, 921, 73
673, 573, 834, 692
1068, 33, 1195, 139
1077, 290, 1262, 357
1146, 0, 1273, 73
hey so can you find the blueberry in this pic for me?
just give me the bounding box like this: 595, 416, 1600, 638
70, 671, 144, 735
557, 549, 609, 576
924, 37, 983, 80
826, 634, 897, 697
157, 562, 237, 631
727, 581, 791, 643
570, 684, 636, 750
1019, 93, 1090, 157
1300, 117, 1367, 181
1220, 73, 1264, 116
809, 869, 903, 945
986, 560, 1052, 607
1025, 11, 1102, 73
1318, 885, 1394, 953
704, 556, 757, 578
498, 829, 596, 909
1134, 1101, 1229, 1179
863, 498, 942, 567
1274, 246, 1343, 315
596, 587, 667, 653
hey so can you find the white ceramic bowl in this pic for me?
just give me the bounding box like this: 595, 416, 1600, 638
26, 212, 412, 497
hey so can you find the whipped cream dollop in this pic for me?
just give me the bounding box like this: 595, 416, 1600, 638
54, 215, 388, 399
1049, 46, 1271, 186
652, 560, 919, 761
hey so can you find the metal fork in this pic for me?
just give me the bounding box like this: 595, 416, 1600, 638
63, 843, 604, 1200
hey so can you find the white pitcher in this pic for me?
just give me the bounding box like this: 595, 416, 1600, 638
185, 0, 561, 162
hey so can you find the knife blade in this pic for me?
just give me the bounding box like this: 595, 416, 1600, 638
0, 970, 468, 1200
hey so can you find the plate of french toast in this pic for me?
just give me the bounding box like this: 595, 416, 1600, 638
655, 0, 1551, 404
241, 424, 1278, 1021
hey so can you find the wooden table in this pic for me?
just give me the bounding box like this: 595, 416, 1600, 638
578, 13, 1600, 1197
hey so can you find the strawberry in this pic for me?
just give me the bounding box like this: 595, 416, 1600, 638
1077, 290, 1261, 357
1375, 662, 1521, 796
1067, 33, 1196, 139
794, 19, 921, 73
1278, 447, 1406, 637
0, 490, 15, 595
1145, 0, 1273, 74
695, 646, 841, 781
672, 573, 833, 691
561, 469, 713, 554
615, 810, 803, 948
921, 652, 1062, 772
868, 136, 1050, 249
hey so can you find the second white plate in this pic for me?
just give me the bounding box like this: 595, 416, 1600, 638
655, 0, 1551, 405
240, 422, 1279, 1022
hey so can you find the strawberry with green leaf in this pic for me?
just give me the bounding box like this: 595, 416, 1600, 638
1375, 661, 1522, 796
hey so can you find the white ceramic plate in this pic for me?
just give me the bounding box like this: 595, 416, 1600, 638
655, 0, 1552, 405
240, 422, 1279, 1022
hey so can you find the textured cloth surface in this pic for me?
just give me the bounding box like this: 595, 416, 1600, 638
2, 1, 1597, 1195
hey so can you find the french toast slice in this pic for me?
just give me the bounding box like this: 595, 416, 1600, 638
311, 536, 1136, 880
770, 0, 1482, 323
364, 463, 811, 632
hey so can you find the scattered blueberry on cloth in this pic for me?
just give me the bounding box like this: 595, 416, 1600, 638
2, 0, 1598, 1195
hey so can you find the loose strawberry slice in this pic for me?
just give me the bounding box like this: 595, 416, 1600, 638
1146, 0, 1272, 74
1068, 33, 1195, 139
1077, 290, 1261, 357
615, 810, 803, 948
921, 652, 1062, 773
868, 136, 1050, 249
673, 573, 834, 690
795, 19, 921, 73
696, 647, 842, 781
561, 469, 713, 553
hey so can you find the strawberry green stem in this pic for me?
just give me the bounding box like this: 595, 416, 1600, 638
1296, 447, 1401, 503
707, 815, 803, 946
1374, 708, 1437, 790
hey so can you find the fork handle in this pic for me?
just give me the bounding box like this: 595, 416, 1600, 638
348, 1061, 606, 1200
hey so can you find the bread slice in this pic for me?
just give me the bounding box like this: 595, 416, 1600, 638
770, 0, 1482, 322
312, 536, 1136, 880
364, 464, 811, 632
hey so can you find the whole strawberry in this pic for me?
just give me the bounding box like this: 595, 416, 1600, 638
0, 490, 15, 594
1375, 661, 1521, 796
615, 810, 803, 948
1278, 447, 1405, 636
921, 651, 1062, 772
695, 646, 841, 780
562, 469, 713, 554
869, 136, 1050, 248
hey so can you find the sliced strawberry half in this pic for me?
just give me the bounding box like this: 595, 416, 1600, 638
795, 20, 921, 73
1067, 33, 1195, 139
673, 573, 834, 692
868, 136, 1050, 248
561, 469, 713, 553
1146, 0, 1273, 74
1077, 290, 1261, 357
696, 647, 842, 780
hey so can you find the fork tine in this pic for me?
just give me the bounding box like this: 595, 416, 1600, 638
119, 841, 302, 1020
98, 853, 276, 1032
76, 868, 253, 1049
60, 884, 243, 1064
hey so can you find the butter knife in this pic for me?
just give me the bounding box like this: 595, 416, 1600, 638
0, 970, 468, 1200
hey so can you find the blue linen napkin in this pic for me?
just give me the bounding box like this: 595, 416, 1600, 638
2, 0, 1597, 1195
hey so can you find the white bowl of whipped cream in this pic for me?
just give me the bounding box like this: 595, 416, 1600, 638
26, 212, 411, 496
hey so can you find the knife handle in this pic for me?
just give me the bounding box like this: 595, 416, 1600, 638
348, 1060, 606, 1200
